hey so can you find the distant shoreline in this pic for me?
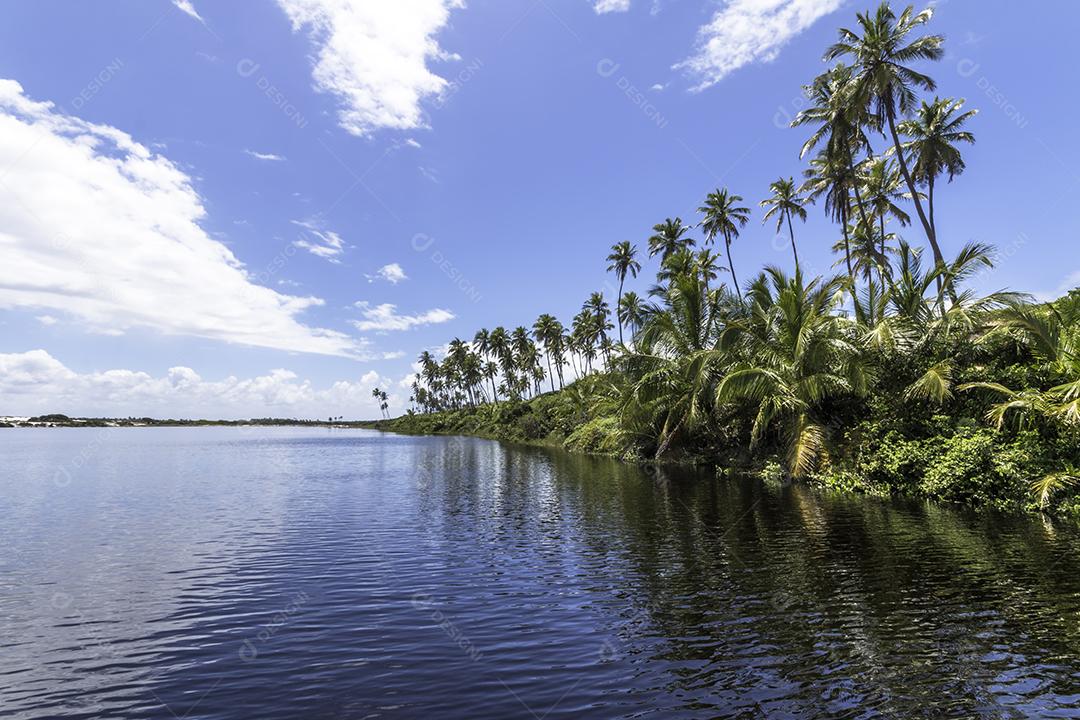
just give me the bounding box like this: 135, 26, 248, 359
0, 414, 381, 429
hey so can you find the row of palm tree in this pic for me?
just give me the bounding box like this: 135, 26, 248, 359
404, 3, 1077, 508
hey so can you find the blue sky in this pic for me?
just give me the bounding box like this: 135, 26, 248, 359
0, 0, 1076, 419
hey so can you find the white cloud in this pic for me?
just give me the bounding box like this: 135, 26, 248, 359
292, 220, 346, 262
351, 302, 454, 332
675, 0, 844, 90
594, 0, 631, 13
0, 350, 399, 419
277, 0, 464, 135
0, 79, 364, 358
172, 0, 206, 24
366, 263, 407, 284
36, 315, 58, 326
405, 138, 422, 148
245, 149, 286, 161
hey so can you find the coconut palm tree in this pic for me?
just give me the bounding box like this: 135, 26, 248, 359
897, 97, 977, 238
760, 177, 808, 270
699, 188, 751, 298
618, 291, 646, 342
801, 153, 858, 288
533, 313, 563, 392
715, 267, 866, 478
695, 248, 723, 289
825, 3, 946, 268
585, 292, 613, 367
606, 241, 641, 344
625, 272, 728, 458
647, 218, 695, 261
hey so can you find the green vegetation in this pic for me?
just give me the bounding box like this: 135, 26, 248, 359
387, 3, 1080, 517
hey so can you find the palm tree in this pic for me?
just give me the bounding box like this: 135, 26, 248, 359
826, 3, 946, 269
647, 218, 695, 261
860, 156, 910, 309
584, 292, 613, 366
716, 267, 866, 478
625, 272, 728, 458
897, 96, 977, 239
488, 326, 512, 396
618, 291, 646, 342
699, 188, 750, 298
533, 314, 563, 392
606, 241, 641, 344
802, 152, 858, 286
760, 177, 808, 270
474, 328, 500, 403
792, 63, 875, 232
694, 248, 723, 289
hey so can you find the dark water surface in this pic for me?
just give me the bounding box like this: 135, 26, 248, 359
4, 427, 1080, 719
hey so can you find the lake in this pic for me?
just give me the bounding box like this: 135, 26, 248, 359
3, 427, 1080, 718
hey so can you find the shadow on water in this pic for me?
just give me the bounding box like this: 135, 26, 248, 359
4, 428, 1080, 718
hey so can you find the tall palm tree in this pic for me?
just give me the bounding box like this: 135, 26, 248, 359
618, 291, 646, 342
897, 96, 977, 238
860, 156, 910, 309
760, 177, 808, 270
826, 3, 946, 268
802, 152, 858, 286
474, 328, 499, 403
792, 63, 875, 232
695, 248, 723, 289
533, 313, 563, 392
585, 292, 613, 366
606, 241, 641, 344
647, 218, 695, 261
699, 188, 750, 298
488, 326, 512, 396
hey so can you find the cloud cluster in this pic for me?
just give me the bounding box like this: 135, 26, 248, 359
0, 80, 369, 358
351, 302, 454, 332
676, 0, 844, 90
277, 0, 464, 135
594, 0, 631, 13
0, 350, 398, 420
367, 263, 407, 284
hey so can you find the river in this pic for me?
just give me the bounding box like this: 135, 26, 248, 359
3, 427, 1080, 718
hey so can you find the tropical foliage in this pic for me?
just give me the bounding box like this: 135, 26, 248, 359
395, 3, 1080, 517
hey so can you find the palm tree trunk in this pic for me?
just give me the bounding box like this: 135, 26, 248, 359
490, 374, 498, 405
785, 211, 800, 271
616, 278, 625, 345
546, 352, 555, 393
725, 235, 741, 298
886, 106, 944, 269
928, 175, 937, 239
841, 208, 854, 281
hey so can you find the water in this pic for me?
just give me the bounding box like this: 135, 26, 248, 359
3, 427, 1080, 719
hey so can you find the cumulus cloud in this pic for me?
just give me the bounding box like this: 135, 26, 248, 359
245, 149, 286, 161
0, 80, 364, 358
675, 0, 844, 90
172, 0, 206, 24
277, 0, 464, 135
0, 350, 398, 419
351, 302, 454, 332
594, 0, 631, 13
366, 263, 408, 284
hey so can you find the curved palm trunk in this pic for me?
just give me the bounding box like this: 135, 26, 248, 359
785, 211, 800, 271
886, 105, 951, 298
725, 235, 741, 298
545, 352, 555, 393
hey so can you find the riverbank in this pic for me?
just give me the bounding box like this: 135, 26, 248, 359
368, 379, 1080, 521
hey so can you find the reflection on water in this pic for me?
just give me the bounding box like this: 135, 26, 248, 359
3, 427, 1080, 718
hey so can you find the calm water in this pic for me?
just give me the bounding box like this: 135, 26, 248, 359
4, 427, 1080, 719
